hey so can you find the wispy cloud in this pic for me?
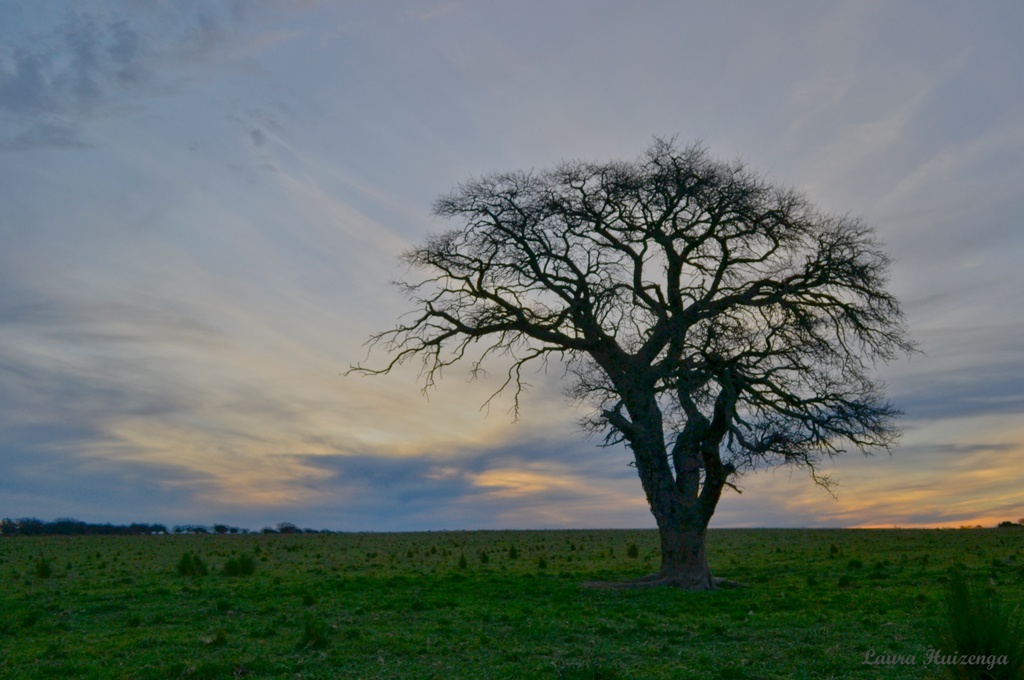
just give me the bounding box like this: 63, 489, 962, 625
0, 1, 285, 150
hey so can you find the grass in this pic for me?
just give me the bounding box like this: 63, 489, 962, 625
928, 565, 1024, 679
1, 528, 1022, 678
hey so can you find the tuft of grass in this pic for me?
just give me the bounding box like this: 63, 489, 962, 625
34, 557, 52, 579
176, 552, 207, 577
554, 661, 620, 679
222, 554, 256, 577
297, 613, 329, 650
204, 628, 228, 647
21, 610, 40, 628
930, 566, 1024, 679
626, 543, 639, 559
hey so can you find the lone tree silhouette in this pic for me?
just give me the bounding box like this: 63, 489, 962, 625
353, 139, 914, 589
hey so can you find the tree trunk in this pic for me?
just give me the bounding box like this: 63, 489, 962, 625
627, 407, 718, 590
651, 507, 713, 589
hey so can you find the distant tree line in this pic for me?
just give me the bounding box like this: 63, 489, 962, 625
0, 517, 169, 536
1, 518, 333, 536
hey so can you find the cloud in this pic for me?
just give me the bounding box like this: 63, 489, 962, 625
0, 123, 90, 151
0, 388, 650, 529
713, 422, 1024, 528
0, 434, 212, 526
0, 1, 281, 150
408, 3, 459, 23
276, 437, 647, 531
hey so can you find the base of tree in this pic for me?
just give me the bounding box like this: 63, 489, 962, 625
582, 574, 747, 591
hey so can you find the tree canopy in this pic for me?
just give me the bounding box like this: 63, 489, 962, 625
355, 139, 914, 588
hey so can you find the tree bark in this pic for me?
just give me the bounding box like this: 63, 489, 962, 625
652, 516, 713, 589
641, 458, 714, 589
627, 403, 717, 590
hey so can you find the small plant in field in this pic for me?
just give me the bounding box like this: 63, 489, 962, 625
554, 661, 619, 679
626, 543, 639, 559
34, 557, 52, 578
458, 554, 467, 570
176, 552, 207, 576
538, 557, 547, 569
930, 566, 1024, 679
301, 593, 315, 606
847, 558, 863, 570
222, 554, 255, 577
203, 628, 228, 647
298, 613, 329, 650
508, 545, 518, 559
479, 550, 489, 564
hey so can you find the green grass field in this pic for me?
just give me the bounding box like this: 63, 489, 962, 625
2, 528, 1022, 678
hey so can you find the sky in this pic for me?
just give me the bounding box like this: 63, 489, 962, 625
1, 1, 1023, 532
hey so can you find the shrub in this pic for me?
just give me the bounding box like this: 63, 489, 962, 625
458, 554, 467, 570
508, 545, 518, 559
930, 566, 1024, 679
34, 557, 52, 579
627, 543, 639, 559
222, 554, 256, 577
847, 558, 864, 570
176, 552, 207, 577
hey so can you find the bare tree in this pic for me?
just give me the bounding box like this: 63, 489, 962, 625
353, 139, 915, 589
